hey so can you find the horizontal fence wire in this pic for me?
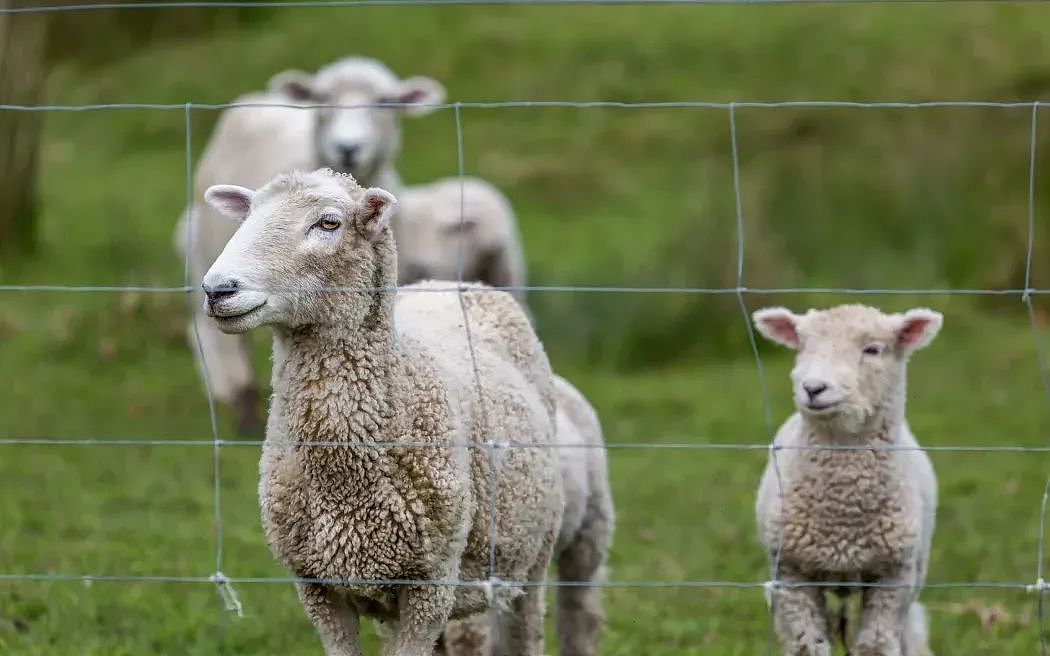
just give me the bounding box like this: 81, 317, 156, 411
2, 0, 1045, 14
2, 438, 1050, 451
1, 100, 1047, 111
0, 573, 1035, 590
5, 284, 1050, 295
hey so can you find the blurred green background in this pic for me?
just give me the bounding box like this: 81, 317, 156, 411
1, 2, 1049, 654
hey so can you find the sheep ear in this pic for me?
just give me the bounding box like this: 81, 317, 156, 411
357, 188, 398, 240
268, 69, 315, 101
395, 76, 445, 116
752, 307, 801, 349
204, 185, 254, 223
894, 308, 943, 354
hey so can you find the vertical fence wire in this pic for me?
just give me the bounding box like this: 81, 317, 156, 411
1037, 479, 1049, 656
728, 101, 781, 655
1021, 101, 1049, 656
451, 103, 502, 641
182, 104, 236, 636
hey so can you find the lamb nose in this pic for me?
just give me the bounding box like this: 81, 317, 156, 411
204, 279, 239, 303
803, 381, 828, 399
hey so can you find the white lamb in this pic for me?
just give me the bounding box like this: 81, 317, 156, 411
178, 57, 445, 434
396, 177, 527, 306
200, 168, 562, 656
438, 374, 615, 656
752, 304, 940, 656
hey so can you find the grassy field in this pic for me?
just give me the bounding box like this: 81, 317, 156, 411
2, 2, 1050, 654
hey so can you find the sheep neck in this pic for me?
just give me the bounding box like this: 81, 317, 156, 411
272, 317, 405, 451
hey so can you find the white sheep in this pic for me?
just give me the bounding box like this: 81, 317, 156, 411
752, 304, 940, 656
396, 177, 528, 306
200, 167, 563, 656
178, 57, 445, 434
438, 374, 615, 656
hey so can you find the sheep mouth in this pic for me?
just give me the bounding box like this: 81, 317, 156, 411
212, 302, 266, 321
803, 400, 843, 415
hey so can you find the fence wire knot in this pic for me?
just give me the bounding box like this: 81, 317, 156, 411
210, 571, 244, 617
1028, 577, 1048, 594
480, 576, 502, 604
762, 579, 778, 608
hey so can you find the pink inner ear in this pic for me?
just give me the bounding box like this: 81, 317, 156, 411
762, 315, 799, 346
209, 190, 251, 218
365, 195, 388, 217
898, 318, 932, 349
399, 88, 430, 104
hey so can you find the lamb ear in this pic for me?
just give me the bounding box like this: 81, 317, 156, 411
894, 308, 943, 354
357, 188, 398, 240
268, 69, 315, 102
204, 185, 254, 223
752, 307, 801, 349
395, 76, 445, 116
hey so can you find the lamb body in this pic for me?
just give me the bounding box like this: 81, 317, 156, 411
396, 177, 527, 306
753, 304, 939, 656
439, 374, 614, 656
201, 168, 563, 656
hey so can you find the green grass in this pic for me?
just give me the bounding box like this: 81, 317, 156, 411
2, 3, 1050, 654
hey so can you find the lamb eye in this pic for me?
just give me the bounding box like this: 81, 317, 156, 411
863, 344, 882, 356
316, 215, 342, 231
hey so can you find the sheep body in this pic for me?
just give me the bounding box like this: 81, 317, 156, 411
439, 374, 614, 656
202, 169, 562, 656
753, 304, 938, 656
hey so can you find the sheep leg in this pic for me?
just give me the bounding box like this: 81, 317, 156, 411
498, 534, 555, 656
771, 576, 831, 656
384, 584, 454, 656
901, 602, 932, 656
296, 582, 362, 656
554, 506, 612, 656
852, 576, 915, 656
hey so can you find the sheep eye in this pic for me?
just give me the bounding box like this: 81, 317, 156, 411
316, 215, 342, 231
862, 344, 882, 356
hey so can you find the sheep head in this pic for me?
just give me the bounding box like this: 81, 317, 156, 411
272, 56, 445, 186
753, 304, 942, 434
201, 168, 397, 334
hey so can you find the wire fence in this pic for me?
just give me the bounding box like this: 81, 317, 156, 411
1, 46, 1049, 656
4, 0, 1047, 15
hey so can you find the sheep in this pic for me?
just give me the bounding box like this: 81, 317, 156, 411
752, 304, 940, 656
396, 177, 528, 306
437, 374, 614, 656
179, 57, 445, 434
200, 167, 563, 656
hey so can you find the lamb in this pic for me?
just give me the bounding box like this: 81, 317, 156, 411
438, 374, 614, 656
179, 57, 445, 434
396, 177, 527, 306
752, 304, 940, 656
199, 167, 563, 656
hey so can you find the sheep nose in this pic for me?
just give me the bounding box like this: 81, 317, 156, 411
802, 380, 828, 400
203, 279, 240, 303
337, 144, 360, 170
